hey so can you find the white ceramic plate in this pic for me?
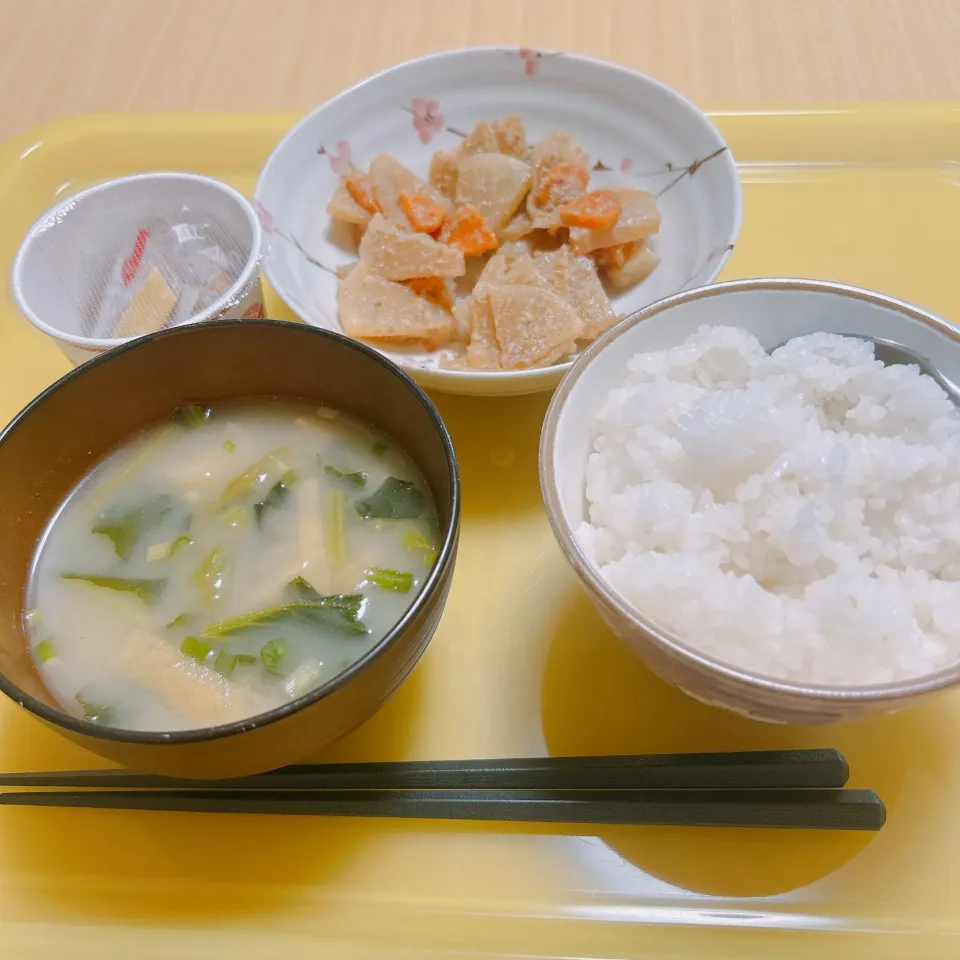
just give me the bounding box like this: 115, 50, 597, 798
256, 48, 742, 396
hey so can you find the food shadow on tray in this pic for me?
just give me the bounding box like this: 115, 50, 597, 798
539, 586, 945, 899
0, 664, 427, 922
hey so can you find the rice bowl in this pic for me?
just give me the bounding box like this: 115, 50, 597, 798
541, 279, 960, 724
578, 325, 960, 686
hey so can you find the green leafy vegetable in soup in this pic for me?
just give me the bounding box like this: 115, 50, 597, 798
355, 478, 426, 520
93, 495, 175, 560
254, 470, 299, 524
367, 567, 414, 592
324, 465, 368, 488
24, 400, 439, 732
61, 573, 166, 605
172, 404, 212, 428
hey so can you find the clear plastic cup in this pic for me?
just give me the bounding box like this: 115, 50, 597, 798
12, 172, 264, 364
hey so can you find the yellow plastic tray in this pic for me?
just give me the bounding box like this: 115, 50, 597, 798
1, 107, 960, 958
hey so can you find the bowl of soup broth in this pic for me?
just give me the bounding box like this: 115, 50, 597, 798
0, 319, 459, 777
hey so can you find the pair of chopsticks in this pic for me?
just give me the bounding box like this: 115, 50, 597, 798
0, 748, 885, 830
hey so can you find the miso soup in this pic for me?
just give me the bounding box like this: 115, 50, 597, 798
25, 400, 440, 731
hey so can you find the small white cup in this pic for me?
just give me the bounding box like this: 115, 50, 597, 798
12, 172, 264, 365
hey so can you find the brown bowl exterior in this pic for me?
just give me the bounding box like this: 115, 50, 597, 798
0, 319, 459, 777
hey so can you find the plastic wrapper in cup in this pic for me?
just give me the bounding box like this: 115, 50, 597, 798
12, 173, 264, 365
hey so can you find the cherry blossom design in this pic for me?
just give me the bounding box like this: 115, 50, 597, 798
518, 48, 543, 76
255, 200, 275, 235
411, 98, 444, 144
328, 140, 353, 175
620, 157, 634, 173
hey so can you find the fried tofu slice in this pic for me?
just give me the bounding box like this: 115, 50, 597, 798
603, 240, 661, 290
338, 262, 455, 346
359, 214, 465, 280
370, 154, 451, 227
122, 629, 272, 727
456, 153, 532, 230
429, 148, 460, 200
327, 182, 374, 226
488, 284, 583, 369
493, 115, 528, 159
568, 188, 660, 254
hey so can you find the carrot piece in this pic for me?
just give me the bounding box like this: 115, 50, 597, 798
343, 170, 379, 214
407, 276, 452, 310
559, 189, 622, 230
533, 163, 590, 207
398, 191, 447, 232
439, 205, 499, 256
593, 241, 636, 270
407, 276, 445, 297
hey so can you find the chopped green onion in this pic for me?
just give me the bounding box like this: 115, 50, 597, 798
283, 657, 323, 699
192, 546, 228, 604
214, 650, 239, 676
170, 534, 192, 553
371, 440, 388, 456
223, 506, 248, 530
236, 653, 258, 666
325, 465, 368, 487
181, 635, 212, 663
166, 613, 191, 630
61, 574, 166, 605
35, 639, 57, 662
326, 489, 347, 566
223, 439, 236, 453
145, 538, 179, 562
355, 477, 425, 520
260, 638, 287, 673
76, 693, 112, 725
220, 446, 291, 505
172, 404, 212, 428
401, 529, 439, 564
367, 567, 414, 592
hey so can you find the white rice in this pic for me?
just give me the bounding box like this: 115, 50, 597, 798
577, 325, 960, 686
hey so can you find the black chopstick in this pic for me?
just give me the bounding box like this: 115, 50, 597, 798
0, 787, 885, 830
0, 748, 849, 791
